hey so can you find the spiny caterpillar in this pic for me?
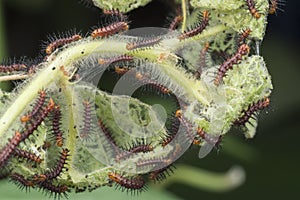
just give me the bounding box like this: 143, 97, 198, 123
234, 97, 270, 125
91, 21, 129, 38
39, 181, 69, 199
169, 15, 183, 31
14, 148, 42, 164
178, 10, 209, 40
102, 8, 126, 21
214, 43, 250, 85
9, 173, 34, 192
148, 164, 176, 183
269, 0, 285, 14
79, 100, 93, 141
135, 71, 171, 95
33, 148, 69, 182
126, 37, 162, 51
116, 142, 153, 161
0, 0, 273, 198
245, 0, 261, 19
98, 55, 133, 65
195, 42, 210, 79
20, 90, 47, 123
197, 128, 222, 147
45, 34, 82, 55
0, 63, 27, 73
108, 172, 146, 193
20, 98, 55, 142
51, 105, 64, 147
0, 131, 22, 168
238, 28, 252, 44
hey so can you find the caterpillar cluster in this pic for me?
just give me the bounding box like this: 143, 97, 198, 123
0, 0, 273, 198
0, 91, 69, 198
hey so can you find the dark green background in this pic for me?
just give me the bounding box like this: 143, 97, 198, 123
1, 0, 299, 199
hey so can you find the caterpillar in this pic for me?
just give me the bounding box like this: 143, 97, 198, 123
51, 105, 64, 147
238, 28, 252, 44
98, 119, 120, 153
234, 97, 270, 125
116, 142, 153, 161
0, 63, 27, 73
102, 9, 126, 21
108, 172, 146, 193
197, 128, 222, 147
39, 181, 69, 199
178, 10, 209, 40
33, 148, 69, 182
91, 21, 129, 39
20, 98, 55, 142
161, 115, 180, 147
9, 173, 34, 192
136, 158, 171, 169
20, 90, 47, 123
0, 131, 22, 168
103, 9, 122, 16
45, 34, 82, 55
126, 37, 162, 51
214, 43, 250, 86
14, 148, 42, 164
135, 72, 171, 95
195, 42, 210, 79
80, 100, 93, 141
148, 164, 176, 183
245, 0, 261, 19
269, 0, 285, 14
98, 55, 133, 65
175, 109, 195, 143
169, 15, 183, 31
161, 133, 176, 147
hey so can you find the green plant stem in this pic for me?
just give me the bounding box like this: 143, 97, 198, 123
181, 0, 188, 32
156, 164, 246, 192
0, 25, 226, 138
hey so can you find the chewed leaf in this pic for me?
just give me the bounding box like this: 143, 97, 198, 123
191, 0, 269, 40
92, 0, 152, 12
190, 0, 246, 11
